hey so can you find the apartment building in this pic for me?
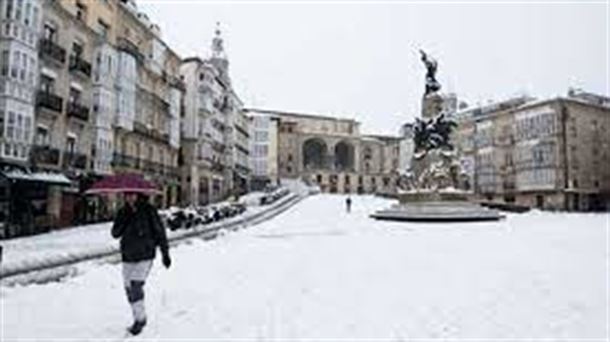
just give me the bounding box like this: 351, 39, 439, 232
180, 26, 249, 204
0, 0, 44, 236
456, 90, 610, 211
0, 0, 184, 238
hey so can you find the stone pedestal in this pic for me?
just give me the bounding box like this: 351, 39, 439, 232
371, 190, 504, 222
422, 92, 444, 119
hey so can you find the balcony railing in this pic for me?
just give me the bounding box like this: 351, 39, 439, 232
69, 55, 92, 77
133, 121, 170, 144
63, 151, 87, 170
112, 153, 177, 179
31, 145, 60, 166
116, 37, 144, 62
37, 91, 64, 113
112, 153, 140, 169
39, 38, 66, 64
67, 102, 90, 121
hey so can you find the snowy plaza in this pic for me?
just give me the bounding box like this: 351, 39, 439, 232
1, 194, 608, 340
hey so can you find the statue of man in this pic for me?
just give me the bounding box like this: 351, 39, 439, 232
419, 49, 441, 95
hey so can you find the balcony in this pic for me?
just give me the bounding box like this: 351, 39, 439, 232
39, 38, 67, 65
234, 124, 250, 138
205, 157, 225, 173
67, 102, 90, 121
63, 151, 87, 170
37, 91, 64, 113
168, 75, 186, 92
31, 145, 60, 166
116, 37, 144, 62
133, 121, 170, 144
69, 55, 92, 77
112, 153, 140, 169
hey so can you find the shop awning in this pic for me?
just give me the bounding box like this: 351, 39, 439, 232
3, 170, 72, 186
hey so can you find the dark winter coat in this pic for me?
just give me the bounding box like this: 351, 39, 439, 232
112, 201, 169, 262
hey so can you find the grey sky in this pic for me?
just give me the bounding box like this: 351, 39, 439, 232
139, 0, 608, 135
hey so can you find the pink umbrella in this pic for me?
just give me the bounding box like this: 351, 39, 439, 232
85, 173, 161, 195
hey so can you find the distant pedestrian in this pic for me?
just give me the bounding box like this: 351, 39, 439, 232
112, 193, 171, 336
346, 196, 352, 213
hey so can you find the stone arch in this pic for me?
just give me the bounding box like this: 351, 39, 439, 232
302, 138, 328, 171
334, 140, 354, 171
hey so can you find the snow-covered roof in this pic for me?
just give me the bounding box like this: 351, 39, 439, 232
3, 170, 72, 185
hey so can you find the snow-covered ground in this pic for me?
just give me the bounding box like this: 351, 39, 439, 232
1, 195, 608, 340
1, 205, 269, 273
1, 221, 114, 268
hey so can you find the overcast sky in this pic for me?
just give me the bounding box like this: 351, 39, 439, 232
139, 0, 608, 135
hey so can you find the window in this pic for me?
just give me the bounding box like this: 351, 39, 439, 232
15, 0, 22, 20
6, 111, 15, 139
0, 110, 4, 138
69, 87, 81, 105
36, 126, 48, 146
43, 22, 56, 41
32, 7, 38, 28
24, 117, 31, 142
255, 131, 268, 142
28, 56, 35, 84
40, 74, 55, 93
15, 114, 22, 140
66, 135, 76, 154
11, 51, 19, 78
20, 52, 26, 81
1, 50, 8, 76
5, 0, 14, 19
71, 41, 83, 60
24, 2, 30, 25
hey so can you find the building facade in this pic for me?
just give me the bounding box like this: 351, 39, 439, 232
111, 0, 182, 209
455, 91, 610, 211
252, 109, 400, 194
0, 0, 44, 236
0, 0, 184, 238
246, 110, 279, 190
179, 26, 249, 205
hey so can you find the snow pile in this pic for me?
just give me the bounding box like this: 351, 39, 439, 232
0, 193, 301, 278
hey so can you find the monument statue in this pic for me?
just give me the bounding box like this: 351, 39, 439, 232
413, 113, 457, 156
371, 49, 503, 222
420, 49, 441, 95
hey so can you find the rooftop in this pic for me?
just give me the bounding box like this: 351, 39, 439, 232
244, 108, 358, 124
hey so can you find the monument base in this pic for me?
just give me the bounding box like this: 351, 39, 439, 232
371, 190, 504, 222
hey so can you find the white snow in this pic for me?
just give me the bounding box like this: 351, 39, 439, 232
1, 195, 608, 340
1, 221, 115, 268
1, 204, 269, 274
4, 170, 72, 185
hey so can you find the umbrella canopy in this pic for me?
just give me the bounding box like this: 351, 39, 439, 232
85, 173, 161, 195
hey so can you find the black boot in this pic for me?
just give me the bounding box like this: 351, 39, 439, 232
127, 319, 147, 336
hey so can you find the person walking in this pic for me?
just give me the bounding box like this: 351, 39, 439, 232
346, 196, 352, 213
112, 193, 171, 336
